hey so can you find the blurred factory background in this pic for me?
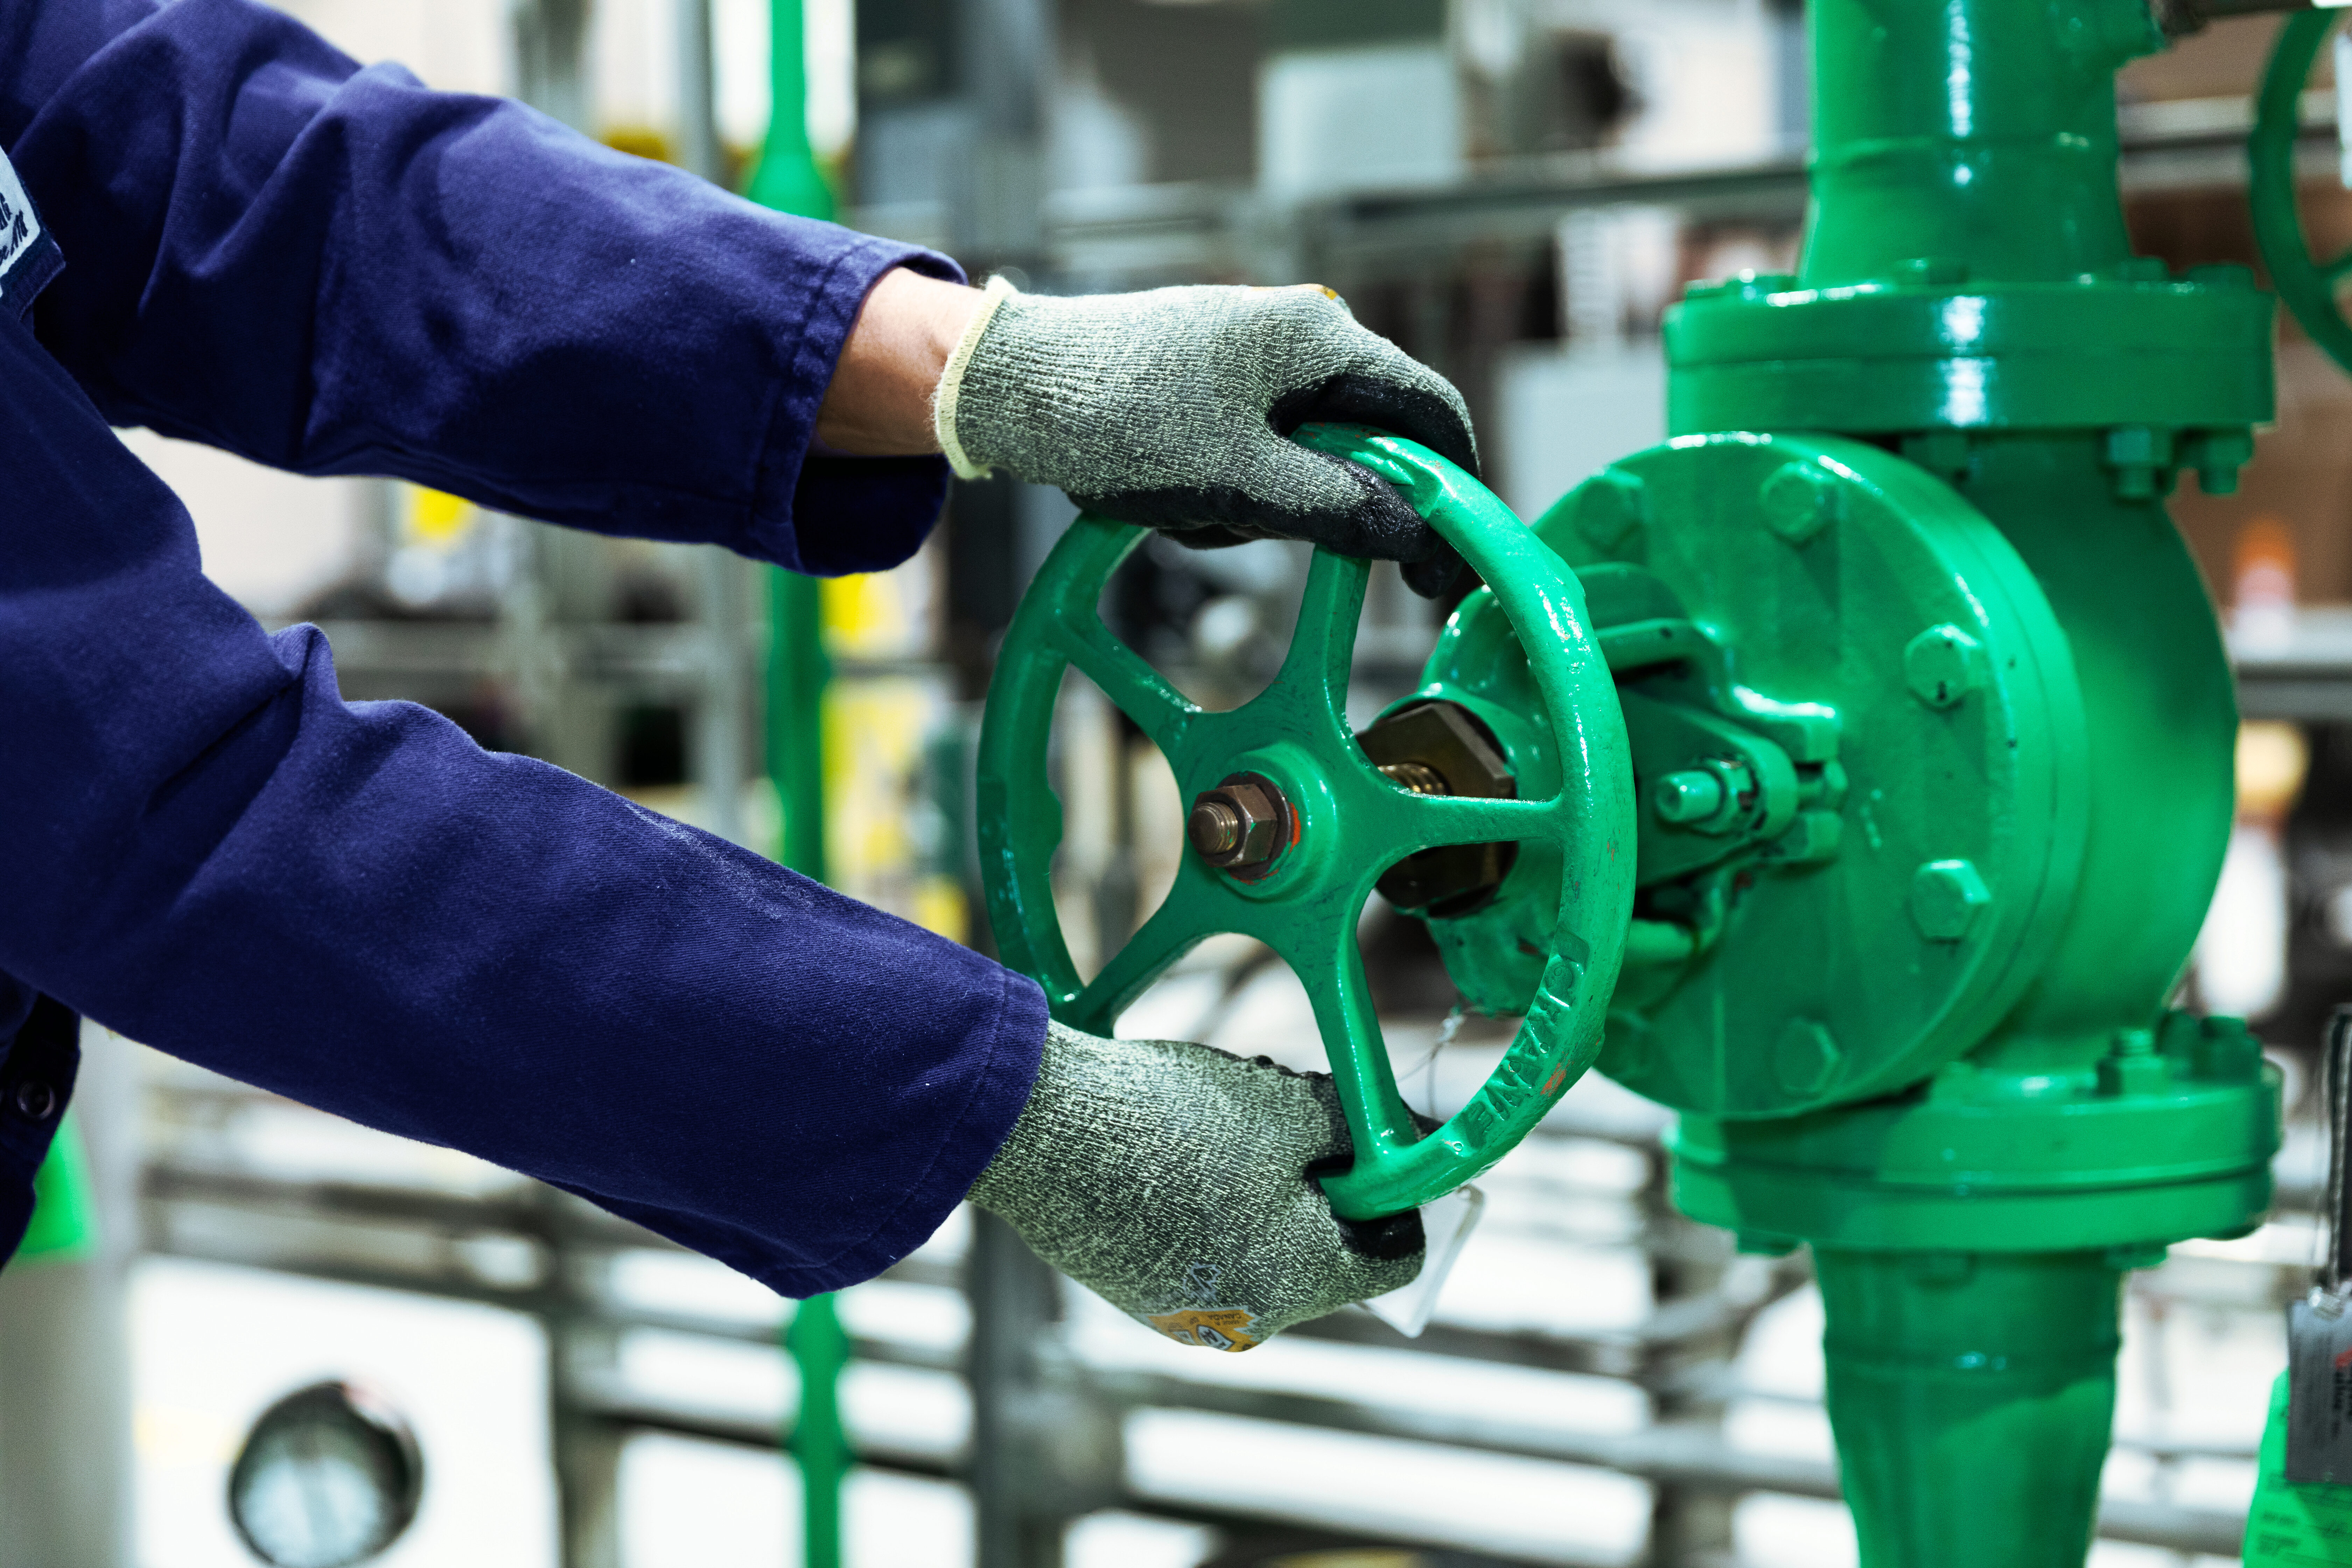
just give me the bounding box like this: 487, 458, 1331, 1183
8, 1, 2352, 1566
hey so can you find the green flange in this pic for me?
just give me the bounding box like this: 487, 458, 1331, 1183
1668, 0, 2273, 482
1414, 432, 2089, 1118
1372, 4, 2282, 1561
1671, 1013, 2279, 1255
1668, 271, 2273, 450
976, 424, 1637, 1219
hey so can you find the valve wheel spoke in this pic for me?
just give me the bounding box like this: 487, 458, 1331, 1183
2324, 247, 2352, 284
978, 426, 1636, 1222
1065, 867, 1227, 1035
1050, 615, 1202, 758
1280, 913, 1418, 1162
1262, 549, 1371, 743
1385, 789, 1561, 852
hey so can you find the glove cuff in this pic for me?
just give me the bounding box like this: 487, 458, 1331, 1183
932, 273, 1020, 482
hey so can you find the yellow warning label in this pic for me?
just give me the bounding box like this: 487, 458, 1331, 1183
1145, 1308, 1260, 1353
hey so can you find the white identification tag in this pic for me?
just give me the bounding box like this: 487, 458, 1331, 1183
1362, 1183, 1484, 1338
0, 153, 41, 276
0, 146, 62, 311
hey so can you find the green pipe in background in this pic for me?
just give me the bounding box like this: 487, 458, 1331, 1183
16, 1118, 99, 1266
746, 2, 848, 1562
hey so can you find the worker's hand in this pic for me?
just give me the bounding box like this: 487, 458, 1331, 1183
968, 1022, 1425, 1350
934, 279, 1477, 598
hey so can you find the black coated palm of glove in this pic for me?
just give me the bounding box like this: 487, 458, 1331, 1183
968, 1022, 1426, 1351
934, 279, 1477, 598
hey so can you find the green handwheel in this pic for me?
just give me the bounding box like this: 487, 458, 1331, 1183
2253, 9, 2352, 377
975, 423, 1637, 1220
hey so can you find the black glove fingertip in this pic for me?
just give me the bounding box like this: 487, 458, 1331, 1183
1301, 1148, 1431, 1263
1402, 541, 1468, 600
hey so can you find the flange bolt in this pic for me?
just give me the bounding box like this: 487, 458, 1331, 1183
1653, 769, 1728, 825
1189, 777, 1287, 873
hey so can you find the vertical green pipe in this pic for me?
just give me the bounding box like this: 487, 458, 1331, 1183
744, 4, 847, 1562
1816, 1250, 2124, 1568
16, 1120, 99, 1265
1801, 0, 2154, 286
1673, 7, 2246, 1565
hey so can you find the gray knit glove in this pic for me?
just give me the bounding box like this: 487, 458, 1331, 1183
933, 278, 1477, 597
968, 1022, 1426, 1350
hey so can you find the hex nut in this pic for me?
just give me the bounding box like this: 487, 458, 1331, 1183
1758, 462, 1841, 546
1357, 701, 1519, 913
1573, 469, 1649, 551
1189, 776, 1286, 873
1903, 624, 1985, 709
1910, 858, 1991, 941
1773, 1018, 1843, 1096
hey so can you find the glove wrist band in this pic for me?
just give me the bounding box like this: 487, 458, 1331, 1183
932, 273, 1020, 482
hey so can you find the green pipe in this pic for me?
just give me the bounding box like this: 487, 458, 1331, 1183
1802, 0, 2158, 286
1657, 3, 2278, 1563
1817, 1250, 2123, 1568
16, 1118, 99, 1265
744, 3, 847, 1561
783, 1292, 848, 1561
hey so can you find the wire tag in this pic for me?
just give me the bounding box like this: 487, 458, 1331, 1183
2289, 1008, 2352, 1483
1362, 1184, 1483, 1338
2289, 1294, 2352, 1484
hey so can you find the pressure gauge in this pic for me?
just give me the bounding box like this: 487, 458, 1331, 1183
227, 1381, 423, 1568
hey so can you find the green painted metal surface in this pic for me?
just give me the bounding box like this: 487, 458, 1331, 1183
975, 424, 1636, 1219
1814, 1248, 2125, 1568
1383, 2, 2280, 1563
16, 1118, 99, 1266
1522, 433, 2090, 1119
1800, 0, 2158, 287
1669, 1013, 2277, 1256
2252, 11, 2352, 380
745, 5, 846, 1561
1669, 0, 2272, 476
967, 6, 2290, 1555
782, 1290, 847, 1560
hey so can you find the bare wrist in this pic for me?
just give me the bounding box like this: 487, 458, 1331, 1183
814, 268, 984, 456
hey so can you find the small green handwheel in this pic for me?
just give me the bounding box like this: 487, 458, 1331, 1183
974, 423, 1636, 1219
2254, 10, 2352, 376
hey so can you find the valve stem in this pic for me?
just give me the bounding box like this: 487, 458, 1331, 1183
1380, 761, 1451, 796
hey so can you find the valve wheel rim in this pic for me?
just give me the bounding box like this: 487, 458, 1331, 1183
2253, 10, 2352, 377
974, 424, 1636, 1218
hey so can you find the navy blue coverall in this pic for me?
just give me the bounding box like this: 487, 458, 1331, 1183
0, 0, 1049, 1293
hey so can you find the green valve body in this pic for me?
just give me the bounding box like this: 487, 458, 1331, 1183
1405, 2, 2281, 1563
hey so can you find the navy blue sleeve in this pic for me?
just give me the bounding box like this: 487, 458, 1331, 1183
0, 304, 1048, 1292
0, 0, 953, 575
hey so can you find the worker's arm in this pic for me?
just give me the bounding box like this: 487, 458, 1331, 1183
0, 287, 1426, 1328
0, 0, 954, 576
0, 292, 1044, 1289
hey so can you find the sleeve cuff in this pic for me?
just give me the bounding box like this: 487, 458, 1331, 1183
749, 234, 967, 577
